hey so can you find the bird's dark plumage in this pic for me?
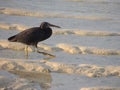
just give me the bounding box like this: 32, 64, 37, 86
8, 22, 60, 47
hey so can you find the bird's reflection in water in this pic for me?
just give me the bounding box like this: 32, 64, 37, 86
9, 70, 52, 90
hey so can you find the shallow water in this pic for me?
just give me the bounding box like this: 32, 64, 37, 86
0, 0, 120, 89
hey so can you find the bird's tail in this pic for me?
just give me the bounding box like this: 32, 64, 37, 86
8, 35, 17, 42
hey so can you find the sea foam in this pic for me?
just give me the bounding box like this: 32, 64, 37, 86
81, 87, 120, 90
0, 40, 120, 56
0, 7, 111, 20
0, 59, 120, 77
0, 23, 120, 36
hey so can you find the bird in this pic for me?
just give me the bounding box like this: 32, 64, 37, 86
8, 22, 61, 58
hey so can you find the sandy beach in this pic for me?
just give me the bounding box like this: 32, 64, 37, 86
0, 0, 120, 90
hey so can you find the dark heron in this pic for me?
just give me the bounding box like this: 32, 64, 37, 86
8, 22, 61, 58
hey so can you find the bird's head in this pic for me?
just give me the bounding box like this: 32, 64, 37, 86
40, 22, 61, 29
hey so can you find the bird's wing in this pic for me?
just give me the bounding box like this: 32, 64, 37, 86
15, 27, 44, 44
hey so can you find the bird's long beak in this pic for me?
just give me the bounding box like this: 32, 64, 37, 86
49, 23, 61, 28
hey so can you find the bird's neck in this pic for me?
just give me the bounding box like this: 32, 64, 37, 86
44, 28, 52, 37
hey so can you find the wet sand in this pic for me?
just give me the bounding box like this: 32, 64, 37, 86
0, 58, 120, 90
0, 0, 120, 89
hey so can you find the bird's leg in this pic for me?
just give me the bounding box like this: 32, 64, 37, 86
25, 45, 28, 59
35, 45, 55, 58
31, 45, 36, 52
